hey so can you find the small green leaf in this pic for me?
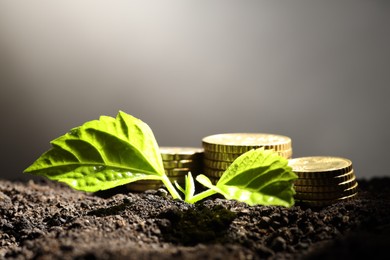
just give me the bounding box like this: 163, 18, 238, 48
24, 111, 166, 192
183, 172, 196, 202
175, 172, 196, 202
174, 181, 185, 194
197, 148, 298, 207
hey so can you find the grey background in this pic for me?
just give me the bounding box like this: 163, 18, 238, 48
1, 1, 389, 181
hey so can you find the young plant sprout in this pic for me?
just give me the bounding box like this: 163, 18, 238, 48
24, 111, 298, 207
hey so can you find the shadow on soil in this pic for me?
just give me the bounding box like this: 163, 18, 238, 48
156, 204, 237, 246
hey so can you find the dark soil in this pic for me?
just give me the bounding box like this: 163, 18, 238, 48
1, 177, 389, 260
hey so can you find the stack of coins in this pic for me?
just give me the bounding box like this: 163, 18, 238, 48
125, 179, 163, 192
159, 146, 204, 186
202, 133, 293, 184
126, 146, 204, 192
288, 156, 358, 207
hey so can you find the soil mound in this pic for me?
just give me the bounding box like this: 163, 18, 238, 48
1, 177, 389, 259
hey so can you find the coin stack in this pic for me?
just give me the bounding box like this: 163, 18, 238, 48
288, 156, 358, 207
125, 179, 163, 192
126, 146, 204, 192
202, 133, 293, 184
159, 146, 204, 186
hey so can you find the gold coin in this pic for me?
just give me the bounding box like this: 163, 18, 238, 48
278, 149, 293, 159
126, 180, 162, 192
294, 176, 357, 193
164, 168, 191, 177
160, 146, 204, 160
294, 182, 358, 200
203, 150, 292, 170
203, 158, 232, 170
163, 159, 198, 170
204, 149, 293, 162
204, 167, 226, 178
294, 170, 356, 186
203, 151, 243, 162
202, 133, 292, 153
295, 192, 357, 207
288, 156, 353, 178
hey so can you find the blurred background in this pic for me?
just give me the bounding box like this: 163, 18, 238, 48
1, 1, 389, 181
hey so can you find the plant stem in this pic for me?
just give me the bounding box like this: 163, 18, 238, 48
187, 189, 217, 204
161, 175, 182, 200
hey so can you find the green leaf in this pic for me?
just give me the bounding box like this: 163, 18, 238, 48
24, 111, 166, 192
174, 172, 196, 202
184, 172, 196, 201
196, 148, 298, 207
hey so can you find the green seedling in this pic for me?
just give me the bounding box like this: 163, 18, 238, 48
24, 111, 298, 207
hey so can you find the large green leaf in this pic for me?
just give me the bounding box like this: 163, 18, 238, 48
196, 148, 298, 207
24, 111, 166, 192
